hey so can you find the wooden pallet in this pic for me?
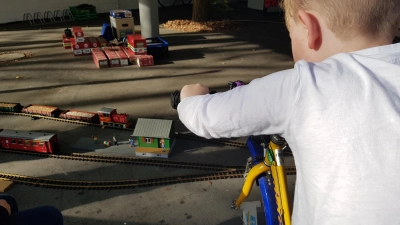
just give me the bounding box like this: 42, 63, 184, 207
0, 180, 13, 192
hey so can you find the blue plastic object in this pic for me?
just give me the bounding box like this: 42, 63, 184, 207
109, 10, 132, 18
146, 37, 169, 60
101, 23, 114, 41
247, 136, 280, 225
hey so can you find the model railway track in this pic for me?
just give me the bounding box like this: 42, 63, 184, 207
0, 167, 296, 190
0, 112, 134, 131
175, 133, 247, 148
0, 171, 244, 189
0, 149, 246, 171
0, 111, 250, 147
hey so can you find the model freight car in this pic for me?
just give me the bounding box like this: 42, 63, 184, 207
0, 102, 133, 128
0, 129, 59, 154
59, 109, 100, 123
98, 107, 133, 128
0, 102, 22, 112
21, 104, 59, 117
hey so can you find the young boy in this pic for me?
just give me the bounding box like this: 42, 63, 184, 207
177, 0, 400, 224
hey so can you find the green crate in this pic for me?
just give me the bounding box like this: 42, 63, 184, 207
70, 6, 96, 15
69, 5, 97, 20
73, 13, 98, 21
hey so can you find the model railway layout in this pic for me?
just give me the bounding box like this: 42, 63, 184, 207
0, 101, 296, 190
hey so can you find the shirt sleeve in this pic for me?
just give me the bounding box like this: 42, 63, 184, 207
0, 206, 10, 225
177, 68, 301, 138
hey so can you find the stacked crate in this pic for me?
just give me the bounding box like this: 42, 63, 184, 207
92, 48, 109, 68
135, 55, 154, 67
120, 46, 136, 64
126, 34, 147, 55
62, 34, 72, 49
86, 37, 100, 48
126, 34, 154, 67
103, 48, 119, 67
60, 26, 156, 68
114, 47, 129, 66
102, 47, 129, 67
62, 26, 111, 57
97, 36, 108, 47
71, 26, 91, 56
109, 10, 135, 39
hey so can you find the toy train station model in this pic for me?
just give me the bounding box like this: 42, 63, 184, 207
132, 118, 176, 158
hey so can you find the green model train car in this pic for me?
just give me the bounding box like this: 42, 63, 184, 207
0, 102, 22, 113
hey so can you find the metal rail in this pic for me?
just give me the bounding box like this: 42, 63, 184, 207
0, 168, 296, 190
0, 149, 245, 171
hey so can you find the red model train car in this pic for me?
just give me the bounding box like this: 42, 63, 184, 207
98, 107, 133, 128
0, 129, 59, 154
59, 109, 99, 123
21, 104, 59, 117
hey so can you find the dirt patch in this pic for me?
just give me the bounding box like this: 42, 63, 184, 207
0, 51, 35, 64
161, 19, 240, 33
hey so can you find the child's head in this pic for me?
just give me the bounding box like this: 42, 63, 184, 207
281, 0, 400, 62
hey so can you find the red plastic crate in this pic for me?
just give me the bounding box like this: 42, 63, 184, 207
136, 55, 154, 67
62, 34, 71, 49
96, 36, 108, 47
72, 26, 84, 37
103, 48, 120, 67
120, 46, 136, 64
86, 37, 100, 48
127, 34, 147, 55
92, 48, 109, 68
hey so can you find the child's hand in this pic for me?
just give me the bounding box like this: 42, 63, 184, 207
0, 199, 11, 215
180, 84, 210, 100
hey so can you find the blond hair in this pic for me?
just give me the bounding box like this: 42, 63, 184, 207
281, 0, 400, 41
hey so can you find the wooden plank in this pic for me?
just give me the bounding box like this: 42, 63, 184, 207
0, 180, 13, 192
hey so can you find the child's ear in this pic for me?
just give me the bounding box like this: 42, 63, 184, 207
297, 10, 322, 50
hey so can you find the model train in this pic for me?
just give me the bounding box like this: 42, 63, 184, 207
0, 102, 133, 128
0, 129, 59, 154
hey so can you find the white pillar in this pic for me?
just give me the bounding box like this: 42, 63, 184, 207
138, 0, 160, 38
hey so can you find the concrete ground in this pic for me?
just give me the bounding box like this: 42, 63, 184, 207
0, 2, 296, 225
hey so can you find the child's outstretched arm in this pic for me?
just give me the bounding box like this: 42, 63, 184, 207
180, 83, 210, 100
177, 69, 299, 139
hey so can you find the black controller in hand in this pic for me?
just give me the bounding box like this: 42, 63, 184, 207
170, 81, 244, 110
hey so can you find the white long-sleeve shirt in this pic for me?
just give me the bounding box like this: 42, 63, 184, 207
178, 43, 400, 225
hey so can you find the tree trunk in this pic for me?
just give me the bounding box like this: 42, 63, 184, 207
192, 0, 213, 22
